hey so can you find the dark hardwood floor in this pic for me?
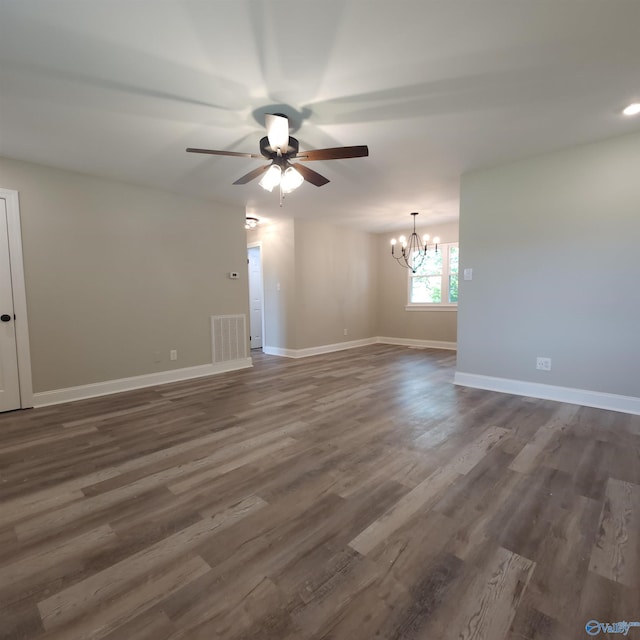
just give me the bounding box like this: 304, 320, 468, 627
1, 345, 639, 640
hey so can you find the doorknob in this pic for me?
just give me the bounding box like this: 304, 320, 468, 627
0, 314, 11, 322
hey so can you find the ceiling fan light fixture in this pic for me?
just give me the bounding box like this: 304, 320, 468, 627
186, 111, 368, 201
281, 166, 304, 193
258, 164, 282, 192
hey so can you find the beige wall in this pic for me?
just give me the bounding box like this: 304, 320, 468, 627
376, 221, 458, 342
294, 220, 377, 349
1, 156, 249, 392
457, 131, 640, 397
248, 218, 379, 351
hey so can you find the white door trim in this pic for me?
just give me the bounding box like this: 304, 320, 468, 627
1, 189, 33, 408
247, 241, 265, 351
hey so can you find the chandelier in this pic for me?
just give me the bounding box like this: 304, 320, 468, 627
390, 212, 440, 273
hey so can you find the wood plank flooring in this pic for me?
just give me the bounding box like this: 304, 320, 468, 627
1, 344, 639, 640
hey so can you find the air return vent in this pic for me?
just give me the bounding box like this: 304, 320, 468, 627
211, 315, 247, 364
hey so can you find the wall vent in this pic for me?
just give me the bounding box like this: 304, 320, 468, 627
211, 314, 247, 364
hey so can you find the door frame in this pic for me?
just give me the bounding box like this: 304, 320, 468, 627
247, 241, 265, 351
1, 188, 33, 408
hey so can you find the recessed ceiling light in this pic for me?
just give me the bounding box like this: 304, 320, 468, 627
623, 103, 640, 116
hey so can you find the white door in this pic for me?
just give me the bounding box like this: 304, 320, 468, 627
0, 198, 21, 412
247, 246, 263, 350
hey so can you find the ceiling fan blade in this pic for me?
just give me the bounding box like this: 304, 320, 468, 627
186, 147, 262, 159
292, 163, 330, 187
294, 145, 369, 161
233, 164, 270, 185
265, 114, 289, 153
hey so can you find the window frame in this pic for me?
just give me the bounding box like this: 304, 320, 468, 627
405, 242, 459, 311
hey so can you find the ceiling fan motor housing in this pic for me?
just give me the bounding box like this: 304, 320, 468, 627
259, 136, 299, 159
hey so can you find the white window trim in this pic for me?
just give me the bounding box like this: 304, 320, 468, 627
406, 242, 458, 310
404, 304, 458, 312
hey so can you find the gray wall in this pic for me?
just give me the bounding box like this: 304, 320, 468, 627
1, 157, 249, 392
376, 221, 458, 343
457, 131, 640, 398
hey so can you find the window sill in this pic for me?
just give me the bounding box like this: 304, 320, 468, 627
405, 304, 458, 312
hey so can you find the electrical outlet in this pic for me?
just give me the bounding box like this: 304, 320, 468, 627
343, 328, 348, 336
536, 357, 551, 371
170, 349, 178, 361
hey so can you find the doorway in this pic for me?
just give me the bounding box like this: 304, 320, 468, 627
0, 190, 33, 411
247, 244, 264, 351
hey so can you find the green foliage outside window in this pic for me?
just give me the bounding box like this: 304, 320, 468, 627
409, 243, 458, 305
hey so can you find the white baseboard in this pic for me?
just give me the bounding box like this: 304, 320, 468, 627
454, 371, 640, 416
263, 338, 377, 359
262, 346, 299, 358
376, 337, 457, 351
262, 336, 456, 358
33, 358, 253, 408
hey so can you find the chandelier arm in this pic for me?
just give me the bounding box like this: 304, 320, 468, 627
408, 232, 426, 273
393, 252, 413, 271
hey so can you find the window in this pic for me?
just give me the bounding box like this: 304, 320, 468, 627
407, 243, 458, 308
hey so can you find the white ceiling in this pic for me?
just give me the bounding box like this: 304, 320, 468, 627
1, 1, 640, 232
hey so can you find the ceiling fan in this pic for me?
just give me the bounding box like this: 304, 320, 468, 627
186, 113, 368, 194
